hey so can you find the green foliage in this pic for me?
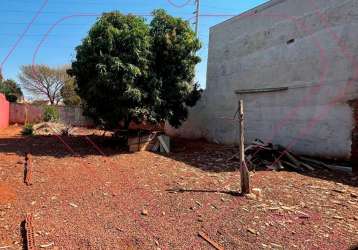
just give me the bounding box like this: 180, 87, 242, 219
22, 123, 34, 136
69, 12, 151, 129
148, 9, 202, 128
0, 79, 23, 103
6, 94, 18, 103
43, 106, 60, 122
60, 79, 81, 106
69, 10, 202, 130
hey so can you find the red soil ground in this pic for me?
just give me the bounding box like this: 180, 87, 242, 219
0, 184, 16, 205
0, 126, 357, 249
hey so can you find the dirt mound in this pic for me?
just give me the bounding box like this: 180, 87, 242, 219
0, 184, 16, 204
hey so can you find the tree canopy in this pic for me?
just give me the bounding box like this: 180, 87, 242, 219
148, 9, 202, 127
69, 12, 151, 128
0, 76, 23, 103
19, 65, 74, 105
60, 79, 81, 106
70, 9, 202, 130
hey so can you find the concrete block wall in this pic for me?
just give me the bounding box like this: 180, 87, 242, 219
10, 103, 93, 127
166, 0, 358, 160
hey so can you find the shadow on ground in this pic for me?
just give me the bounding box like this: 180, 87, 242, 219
167, 138, 358, 187
0, 130, 356, 187
0, 134, 127, 158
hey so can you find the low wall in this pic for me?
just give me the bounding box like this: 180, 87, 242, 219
0, 94, 9, 128
10, 103, 93, 127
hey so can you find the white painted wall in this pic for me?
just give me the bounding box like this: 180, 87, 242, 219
166, 0, 358, 159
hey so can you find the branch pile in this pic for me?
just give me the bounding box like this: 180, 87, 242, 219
33, 122, 71, 136
243, 139, 351, 173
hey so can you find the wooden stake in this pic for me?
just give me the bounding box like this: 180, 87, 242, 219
25, 213, 36, 250
24, 153, 33, 186
239, 100, 250, 194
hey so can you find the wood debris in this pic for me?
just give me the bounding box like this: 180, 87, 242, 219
128, 132, 170, 153
141, 209, 148, 216
39, 242, 54, 248
242, 139, 352, 172
69, 203, 78, 208
198, 231, 224, 250
247, 228, 258, 235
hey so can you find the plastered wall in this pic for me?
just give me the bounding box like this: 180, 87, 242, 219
166, 0, 358, 159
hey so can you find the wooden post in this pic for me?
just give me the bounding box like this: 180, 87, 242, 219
239, 100, 250, 194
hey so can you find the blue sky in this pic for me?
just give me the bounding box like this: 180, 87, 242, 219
0, 0, 268, 97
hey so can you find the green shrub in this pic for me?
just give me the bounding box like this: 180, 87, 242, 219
43, 106, 59, 122
22, 123, 34, 136
6, 94, 18, 103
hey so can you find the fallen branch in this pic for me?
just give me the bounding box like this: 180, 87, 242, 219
166, 188, 239, 196
198, 231, 224, 250
40, 242, 54, 248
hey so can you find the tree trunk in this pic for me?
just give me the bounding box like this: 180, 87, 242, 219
239, 100, 250, 194
48, 95, 54, 105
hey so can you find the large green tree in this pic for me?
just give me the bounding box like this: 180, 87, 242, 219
69, 12, 151, 129
148, 9, 202, 128
70, 10, 202, 130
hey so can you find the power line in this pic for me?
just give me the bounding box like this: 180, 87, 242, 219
0, 22, 94, 26
166, 0, 192, 8
2, 0, 151, 5
0, 46, 76, 49
0, 33, 87, 37
194, 0, 200, 35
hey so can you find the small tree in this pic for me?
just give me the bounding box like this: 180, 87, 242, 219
43, 106, 59, 122
19, 65, 72, 105
60, 79, 81, 106
0, 79, 23, 102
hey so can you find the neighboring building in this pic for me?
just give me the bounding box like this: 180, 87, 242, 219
166, 0, 358, 168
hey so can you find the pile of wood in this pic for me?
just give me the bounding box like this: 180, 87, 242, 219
243, 139, 351, 173
128, 132, 170, 153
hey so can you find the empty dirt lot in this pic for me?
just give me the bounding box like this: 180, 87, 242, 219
0, 126, 357, 249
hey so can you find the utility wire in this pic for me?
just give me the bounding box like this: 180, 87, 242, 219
194, 0, 200, 35
0, 22, 94, 26
2, 0, 151, 5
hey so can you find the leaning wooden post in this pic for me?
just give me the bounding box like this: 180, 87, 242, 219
239, 100, 250, 194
